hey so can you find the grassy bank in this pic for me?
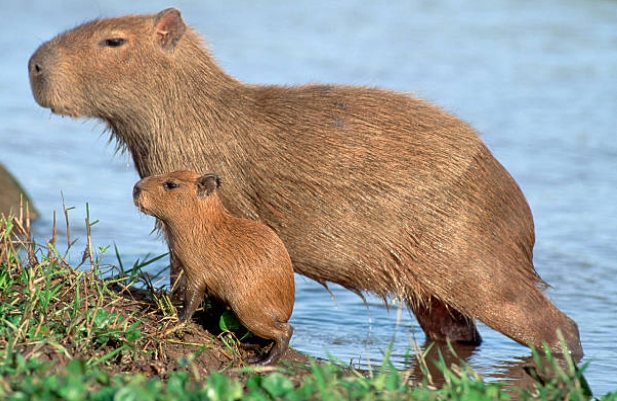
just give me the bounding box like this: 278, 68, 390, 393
0, 209, 613, 400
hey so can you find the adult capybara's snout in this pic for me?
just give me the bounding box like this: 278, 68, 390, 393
28, 43, 55, 109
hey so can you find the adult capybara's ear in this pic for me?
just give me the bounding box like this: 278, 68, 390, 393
154, 8, 186, 51
196, 173, 221, 198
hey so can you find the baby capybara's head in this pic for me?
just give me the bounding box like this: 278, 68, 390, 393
133, 170, 220, 222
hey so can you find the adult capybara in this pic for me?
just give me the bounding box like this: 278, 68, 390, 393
133, 170, 295, 365
29, 8, 582, 357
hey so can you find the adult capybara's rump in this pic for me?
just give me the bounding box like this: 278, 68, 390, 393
29, 8, 582, 357
133, 171, 295, 365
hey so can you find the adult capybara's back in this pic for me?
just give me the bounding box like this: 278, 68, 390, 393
28, 8, 582, 357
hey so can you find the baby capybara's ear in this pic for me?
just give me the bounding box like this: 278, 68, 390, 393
196, 173, 221, 198
154, 8, 186, 51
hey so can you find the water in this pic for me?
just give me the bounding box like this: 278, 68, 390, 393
2, 0, 616, 394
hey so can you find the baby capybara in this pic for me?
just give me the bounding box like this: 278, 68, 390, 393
29, 8, 582, 357
133, 170, 295, 365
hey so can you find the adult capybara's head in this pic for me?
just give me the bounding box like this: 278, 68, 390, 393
133, 170, 220, 221
28, 8, 188, 118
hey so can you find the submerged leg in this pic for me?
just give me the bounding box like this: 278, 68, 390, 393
411, 297, 482, 346
469, 285, 582, 359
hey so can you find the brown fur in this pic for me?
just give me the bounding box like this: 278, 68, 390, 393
133, 170, 295, 365
29, 8, 582, 357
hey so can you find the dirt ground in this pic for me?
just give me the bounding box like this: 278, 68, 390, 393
112, 283, 311, 377
20, 280, 310, 380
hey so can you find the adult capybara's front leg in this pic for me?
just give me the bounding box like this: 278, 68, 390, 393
178, 281, 206, 323
411, 297, 482, 346
169, 250, 187, 303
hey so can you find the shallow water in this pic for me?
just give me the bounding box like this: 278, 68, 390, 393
2, 0, 616, 395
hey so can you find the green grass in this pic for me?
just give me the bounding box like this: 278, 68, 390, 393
0, 209, 615, 401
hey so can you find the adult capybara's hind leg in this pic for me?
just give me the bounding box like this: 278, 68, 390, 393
471, 284, 582, 359
411, 297, 482, 346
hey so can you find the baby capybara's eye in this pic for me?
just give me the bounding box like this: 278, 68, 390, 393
163, 181, 180, 190
99, 38, 127, 48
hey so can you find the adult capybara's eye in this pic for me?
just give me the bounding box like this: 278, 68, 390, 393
99, 38, 127, 48
163, 181, 180, 190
